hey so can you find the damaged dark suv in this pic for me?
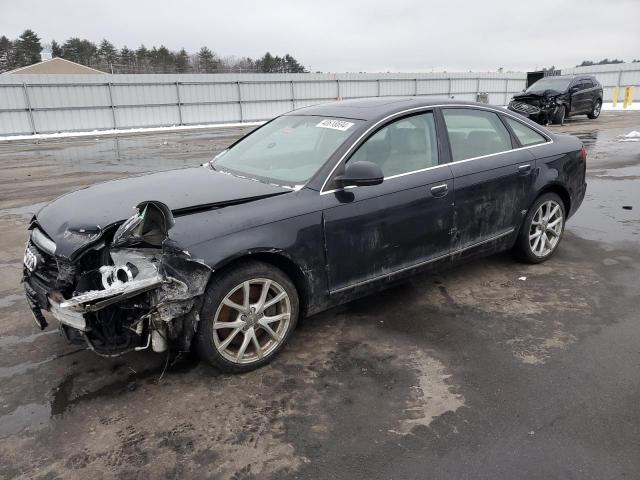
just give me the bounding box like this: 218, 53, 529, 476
508, 75, 603, 125
23, 98, 587, 373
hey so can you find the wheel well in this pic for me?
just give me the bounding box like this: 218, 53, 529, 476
215, 252, 310, 317
536, 185, 571, 215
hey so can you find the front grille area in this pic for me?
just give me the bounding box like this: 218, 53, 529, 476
510, 101, 541, 115
25, 241, 75, 291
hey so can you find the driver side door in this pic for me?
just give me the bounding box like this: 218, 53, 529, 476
321, 111, 454, 293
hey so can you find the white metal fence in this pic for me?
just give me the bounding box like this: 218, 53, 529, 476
0, 72, 526, 136
0, 66, 637, 137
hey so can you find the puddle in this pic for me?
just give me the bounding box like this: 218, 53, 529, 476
0, 403, 51, 438
570, 177, 640, 244
0, 294, 25, 309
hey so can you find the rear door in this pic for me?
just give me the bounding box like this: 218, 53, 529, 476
322, 111, 454, 293
570, 79, 589, 114
581, 78, 597, 110
441, 107, 536, 250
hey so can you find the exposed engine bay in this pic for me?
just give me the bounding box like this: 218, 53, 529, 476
23, 201, 212, 356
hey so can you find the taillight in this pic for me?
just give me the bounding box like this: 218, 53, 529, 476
581, 145, 587, 162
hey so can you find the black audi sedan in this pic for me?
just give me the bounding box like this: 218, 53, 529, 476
23, 97, 587, 372
509, 75, 603, 125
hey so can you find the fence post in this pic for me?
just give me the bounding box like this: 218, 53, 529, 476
175, 81, 183, 126
504, 78, 509, 105
22, 82, 36, 134
476, 78, 480, 101
290, 80, 295, 110
377, 78, 381, 96
236, 81, 243, 122
414, 78, 418, 96
106, 82, 117, 129
336, 78, 341, 99
448, 77, 452, 98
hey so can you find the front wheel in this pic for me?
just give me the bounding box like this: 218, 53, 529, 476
551, 105, 566, 125
195, 260, 299, 373
587, 99, 602, 119
514, 193, 566, 264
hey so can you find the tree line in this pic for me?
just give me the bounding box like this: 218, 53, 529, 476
0, 29, 308, 74
577, 58, 640, 67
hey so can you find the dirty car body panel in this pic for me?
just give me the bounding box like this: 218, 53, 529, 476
22, 97, 587, 360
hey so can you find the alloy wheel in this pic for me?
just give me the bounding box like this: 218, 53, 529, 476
529, 200, 564, 257
212, 278, 291, 365
593, 101, 601, 117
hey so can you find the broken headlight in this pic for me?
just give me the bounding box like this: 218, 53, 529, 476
112, 201, 175, 248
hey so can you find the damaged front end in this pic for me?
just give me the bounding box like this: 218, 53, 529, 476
508, 92, 566, 125
23, 201, 211, 357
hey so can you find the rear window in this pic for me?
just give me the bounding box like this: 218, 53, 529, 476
503, 117, 547, 146
442, 108, 513, 161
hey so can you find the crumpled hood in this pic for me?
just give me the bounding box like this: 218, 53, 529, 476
514, 89, 562, 100
35, 167, 289, 259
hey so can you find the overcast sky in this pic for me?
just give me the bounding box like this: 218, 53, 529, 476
2, 0, 639, 72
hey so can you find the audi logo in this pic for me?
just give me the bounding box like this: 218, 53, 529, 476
23, 247, 38, 272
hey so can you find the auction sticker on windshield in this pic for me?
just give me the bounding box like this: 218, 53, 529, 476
316, 119, 354, 131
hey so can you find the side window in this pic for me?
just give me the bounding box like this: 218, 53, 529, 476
349, 112, 438, 177
583, 79, 594, 89
442, 108, 513, 161
503, 116, 547, 146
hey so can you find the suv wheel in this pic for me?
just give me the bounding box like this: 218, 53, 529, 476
552, 105, 566, 125
195, 260, 299, 373
514, 193, 566, 264
588, 99, 602, 119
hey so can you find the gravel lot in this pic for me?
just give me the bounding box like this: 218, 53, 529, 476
0, 111, 639, 480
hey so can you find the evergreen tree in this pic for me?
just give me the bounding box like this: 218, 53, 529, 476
62, 37, 98, 65
197, 46, 218, 73
175, 48, 190, 73
50, 40, 63, 57
284, 54, 306, 73
136, 44, 149, 70
257, 52, 276, 72
15, 29, 42, 67
154, 45, 174, 72
119, 46, 135, 71
0, 35, 13, 72
98, 39, 118, 65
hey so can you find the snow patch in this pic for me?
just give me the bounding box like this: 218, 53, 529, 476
0, 122, 265, 142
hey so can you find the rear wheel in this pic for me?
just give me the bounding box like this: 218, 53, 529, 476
551, 105, 566, 125
514, 193, 566, 264
587, 99, 602, 119
195, 260, 299, 373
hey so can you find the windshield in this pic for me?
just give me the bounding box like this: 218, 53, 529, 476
212, 115, 362, 186
526, 77, 572, 93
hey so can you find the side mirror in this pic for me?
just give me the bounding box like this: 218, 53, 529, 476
335, 161, 383, 187
570, 86, 579, 93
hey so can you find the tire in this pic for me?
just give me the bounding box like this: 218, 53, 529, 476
514, 193, 566, 264
195, 260, 299, 373
551, 105, 566, 125
587, 99, 602, 119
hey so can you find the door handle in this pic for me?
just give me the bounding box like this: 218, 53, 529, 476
430, 184, 449, 197
518, 164, 531, 175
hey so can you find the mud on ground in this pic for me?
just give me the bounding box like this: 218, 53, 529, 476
0, 113, 639, 479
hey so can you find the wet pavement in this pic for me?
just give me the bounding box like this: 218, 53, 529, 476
0, 112, 639, 479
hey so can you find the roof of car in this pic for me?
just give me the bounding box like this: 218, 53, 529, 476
284, 97, 495, 121
547, 74, 597, 80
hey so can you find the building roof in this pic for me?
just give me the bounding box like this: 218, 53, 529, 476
3, 57, 105, 75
